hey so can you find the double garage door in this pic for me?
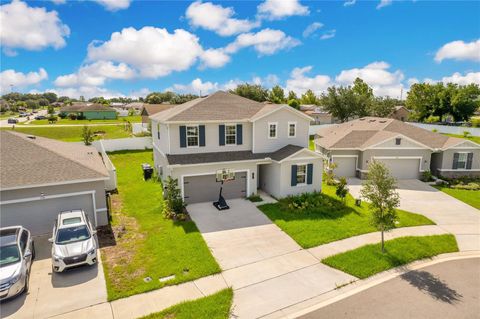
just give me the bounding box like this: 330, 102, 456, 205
0, 194, 95, 236
375, 158, 421, 179
183, 172, 247, 204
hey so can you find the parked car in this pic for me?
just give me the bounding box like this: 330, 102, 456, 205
7, 118, 18, 124
32, 110, 38, 114
18, 113, 27, 117
49, 210, 97, 272
0, 226, 35, 301
34, 115, 47, 120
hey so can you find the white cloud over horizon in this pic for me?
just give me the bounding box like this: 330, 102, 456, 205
434, 39, 480, 62
0, 68, 48, 94
225, 28, 300, 56
257, 0, 309, 20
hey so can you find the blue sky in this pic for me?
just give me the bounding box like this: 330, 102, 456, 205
1, 0, 479, 99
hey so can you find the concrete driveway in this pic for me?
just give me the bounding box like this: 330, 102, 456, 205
188, 199, 356, 318
348, 179, 480, 251
1, 235, 107, 319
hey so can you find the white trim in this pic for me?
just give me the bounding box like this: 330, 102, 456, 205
442, 139, 480, 150
181, 169, 250, 201
0, 190, 98, 227
96, 207, 107, 212
161, 119, 251, 124
437, 168, 480, 172
278, 148, 323, 163
153, 143, 167, 158
251, 104, 314, 122
169, 158, 272, 169
224, 123, 237, 146
185, 124, 200, 148
167, 123, 171, 154
372, 156, 425, 173
294, 163, 308, 187
368, 134, 433, 151
288, 121, 297, 138
268, 122, 278, 139
454, 152, 469, 170
252, 121, 256, 153
1, 178, 108, 191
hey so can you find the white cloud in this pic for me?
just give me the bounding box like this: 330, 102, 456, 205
0, 68, 48, 94
93, 0, 131, 11
199, 48, 231, 69
434, 39, 480, 62
303, 22, 323, 38
0, 0, 70, 55
376, 0, 392, 9
257, 0, 309, 20
186, 1, 259, 36
440, 72, 480, 85
225, 28, 300, 55
170, 78, 220, 95
47, 86, 125, 99
320, 30, 336, 40
344, 0, 356, 6
286, 66, 332, 95
87, 27, 204, 78
54, 61, 136, 87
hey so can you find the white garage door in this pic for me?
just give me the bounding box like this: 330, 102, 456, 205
0, 194, 95, 236
184, 172, 247, 204
375, 158, 420, 179
332, 157, 357, 178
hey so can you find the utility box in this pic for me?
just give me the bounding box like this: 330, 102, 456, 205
142, 163, 153, 180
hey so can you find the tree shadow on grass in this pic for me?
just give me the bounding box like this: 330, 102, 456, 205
400, 270, 463, 304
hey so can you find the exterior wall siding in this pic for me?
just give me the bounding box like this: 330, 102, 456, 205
278, 158, 323, 198
361, 149, 432, 171
83, 111, 117, 120
259, 163, 281, 198
435, 148, 480, 178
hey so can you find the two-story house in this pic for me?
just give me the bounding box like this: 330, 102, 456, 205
150, 91, 323, 204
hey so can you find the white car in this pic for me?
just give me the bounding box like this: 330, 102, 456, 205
49, 210, 97, 272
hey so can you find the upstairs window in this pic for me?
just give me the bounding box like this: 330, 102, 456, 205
288, 122, 296, 137
186, 125, 199, 147
225, 124, 236, 145
268, 123, 277, 139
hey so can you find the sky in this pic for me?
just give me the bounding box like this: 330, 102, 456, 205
0, 0, 479, 99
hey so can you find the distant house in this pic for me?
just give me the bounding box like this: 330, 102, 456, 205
141, 104, 174, 124
51, 101, 64, 107
124, 102, 145, 112
300, 105, 337, 125
390, 105, 411, 122
60, 103, 117, 120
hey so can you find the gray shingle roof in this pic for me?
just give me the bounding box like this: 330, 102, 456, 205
166, 144, 305, 165
1, 131, 109, 189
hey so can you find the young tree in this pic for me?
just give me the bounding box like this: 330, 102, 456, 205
268, 85, 286, 104
230, 84, 268, 102
335, 177, 348, 204
360, 161, 400, 253
300, 89, 319, 105
82, 126, 94, 146
163, 176, 185, 218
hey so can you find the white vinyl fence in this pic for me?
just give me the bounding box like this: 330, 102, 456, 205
97, 140, 117, 191
89, 136, 153, 152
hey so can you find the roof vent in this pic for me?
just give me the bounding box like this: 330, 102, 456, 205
379, 120, 387, 123
27, 135, 36, 140
359, 118, 366, 121
369, 119, 376, 122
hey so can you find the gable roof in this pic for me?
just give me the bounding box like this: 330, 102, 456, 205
141, 104, 173, 116
150, 91, 311, 123
315, 117, 472, 151
0, 131, 109, 190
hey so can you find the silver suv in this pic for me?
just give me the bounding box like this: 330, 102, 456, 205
0, 226, 35, 300
49, 210, 97, 272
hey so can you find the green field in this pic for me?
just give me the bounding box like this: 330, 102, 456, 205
27, 115, 142, 125
443, 133, 480, 144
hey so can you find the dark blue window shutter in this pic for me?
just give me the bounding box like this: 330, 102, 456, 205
307, 164, 313, 185
157, 124, 160, 140
219, 125, 225, 146
452, 153, 459, 169
466, 153, 473, 169
291, 165, 297, 186
199, 125, 206, 147
179, 126, 186, 148
236, 124, 243, 145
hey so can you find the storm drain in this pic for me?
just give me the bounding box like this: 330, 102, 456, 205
159, 274, 176, 282
143, 276, 152, 283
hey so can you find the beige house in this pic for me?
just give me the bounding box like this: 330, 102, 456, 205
140, 104, 173, 124
390, 105, 411, 122
300, 105, 336, 125
0, 131, 110, 235
315, 117, 480, 179
150, 91, 323, 203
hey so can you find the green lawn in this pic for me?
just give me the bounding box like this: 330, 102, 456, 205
434, 185, 480, 210
443, 133, 480, 144
27, 115, 142, 125
102, 151, 220, 300
322, 235, 458, 279
1, 125, 131, 142
0, 112, 18, 119
309, 135, 315, 150
258, 183, 434, 248
140, 288, 233, 319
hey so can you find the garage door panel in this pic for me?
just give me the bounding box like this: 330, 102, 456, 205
375, 158, 420, 179
184, 172, 247, 204
0, 195, 95, 236
333, 157, 357, 178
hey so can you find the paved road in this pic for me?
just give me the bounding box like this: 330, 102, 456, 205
300, 258, 480, 319
0, 110, 48, 127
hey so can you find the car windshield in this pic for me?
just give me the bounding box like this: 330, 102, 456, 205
56, 225, 90, 244
0, 245, 21, 267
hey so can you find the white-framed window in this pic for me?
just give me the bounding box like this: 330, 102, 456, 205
296, 164, 307, 185
268, 122, 277, 139
457, 152, 467, 169
186, 125, 199, 147
225, 124, 236, 145
288, 122, 296, 138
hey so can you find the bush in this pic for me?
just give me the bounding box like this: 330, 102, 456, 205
283, 192, 344, 213
470, 117, 480, 128
47, 116, 57, 124
335, 177, 348, 204
424, 115, 440, 123
463, 131, 472, 138
451, 182, 480, 191
82, 125, 94, 145
421, 170, 433, 182
163, 176, 186, 219
68, 113, 77, 120
324, 162, 338, 186
58, 112, 67, 119
247, 194, 263, 202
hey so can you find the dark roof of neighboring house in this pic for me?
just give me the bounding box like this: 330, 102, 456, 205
0, 131, 109, 189
166, 144, 305, 165
60, 103, 116, 112
60, 104, 87, 112
315, 117, 469, 150
141, 104, 174, 116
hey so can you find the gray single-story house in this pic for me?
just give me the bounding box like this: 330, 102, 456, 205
0, 131, 110, 235
315, 117, 480, 179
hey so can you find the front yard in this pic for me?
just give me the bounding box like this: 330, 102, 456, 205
434, 185, 480, 210
101, 151, 220, 300
322, 235, 458, 278
259, 183, 434, 248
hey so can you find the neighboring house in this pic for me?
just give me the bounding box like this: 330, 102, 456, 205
390, 105, 411, 122
300, 105, 336, 125
51, 101, 64, 107
60, 103, 117, 120
315, 117, 480, 179
0, 131, 110, 235
150, 91, 323, 204
140, 104, 173, 124
124, 102, 145, 112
